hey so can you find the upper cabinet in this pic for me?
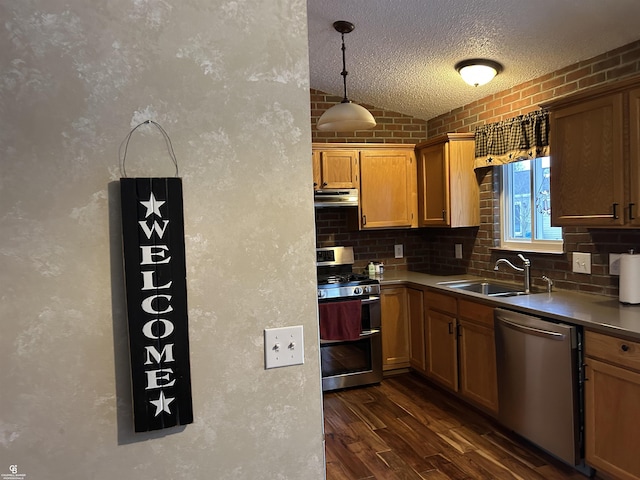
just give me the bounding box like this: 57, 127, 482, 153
359, 148, 417, 229
415, 133, 480, 228
312, 149, 359, 190
312, 143, 418, 229
543, 76, 640, 227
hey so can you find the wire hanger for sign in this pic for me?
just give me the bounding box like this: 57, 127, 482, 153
119, 120, 180, 178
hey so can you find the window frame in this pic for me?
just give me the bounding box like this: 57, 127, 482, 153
498, 158, 564, 254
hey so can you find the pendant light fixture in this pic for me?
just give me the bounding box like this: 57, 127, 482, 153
317, 21, 376, 132
455, 59, 503, 87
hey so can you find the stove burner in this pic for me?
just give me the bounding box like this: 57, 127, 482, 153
318, 273, 371, 285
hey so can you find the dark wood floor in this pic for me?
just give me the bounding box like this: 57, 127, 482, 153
323, 373, 589, 480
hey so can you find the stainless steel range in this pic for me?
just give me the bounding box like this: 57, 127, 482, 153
316, 246, 382, 392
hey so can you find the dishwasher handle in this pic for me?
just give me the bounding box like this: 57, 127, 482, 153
497, 316, 566, 341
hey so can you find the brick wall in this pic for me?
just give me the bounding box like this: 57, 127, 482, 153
313, 39, 640, 296
310, 89, 427, 143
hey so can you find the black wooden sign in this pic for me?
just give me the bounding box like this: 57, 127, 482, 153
120, 177, 193, 432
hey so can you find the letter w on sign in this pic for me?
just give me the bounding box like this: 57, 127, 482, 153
120, 177, 193, 432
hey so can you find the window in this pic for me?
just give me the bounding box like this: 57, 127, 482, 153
500, 157, 563, 253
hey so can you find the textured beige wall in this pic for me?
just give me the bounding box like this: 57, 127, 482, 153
0, 0, 325, 478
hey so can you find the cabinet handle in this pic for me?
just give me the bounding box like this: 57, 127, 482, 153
322, 182, 328, 187
621, 344, 630, 352
362, 215, 366, 225
448, 322, 453, 335
442, 209, 446, 220
613, 202, 619, 219
456, 324, 461, 337
630, 203, 636, 220
583, 363, 589, 382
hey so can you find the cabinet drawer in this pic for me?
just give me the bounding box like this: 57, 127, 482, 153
585, 330, 640, 372
458, 299, 494, 328
425, 290, 457, 315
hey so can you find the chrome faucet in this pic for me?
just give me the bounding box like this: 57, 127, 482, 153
494, 254, 531, 294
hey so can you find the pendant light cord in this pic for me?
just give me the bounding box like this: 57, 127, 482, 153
340, 32, 349, 103
119, 120, 179, 178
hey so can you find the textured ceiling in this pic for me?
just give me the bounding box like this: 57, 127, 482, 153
307, 0, 640, 121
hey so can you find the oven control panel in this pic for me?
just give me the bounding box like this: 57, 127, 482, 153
317, 283, 380, 300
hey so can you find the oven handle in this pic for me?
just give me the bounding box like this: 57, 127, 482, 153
361, 296, 380, 305
320, 329, 380, 345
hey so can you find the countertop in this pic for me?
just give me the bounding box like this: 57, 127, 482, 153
378, 271, 640, 341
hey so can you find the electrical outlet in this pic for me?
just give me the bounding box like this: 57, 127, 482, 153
394, 244, 403, 258
455, 244, 463, 259
264, 326, 304, 369
572, 252, 592, 274
609, 253, 621, 276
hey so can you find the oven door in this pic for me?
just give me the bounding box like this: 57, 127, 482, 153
319, 296, 382, 392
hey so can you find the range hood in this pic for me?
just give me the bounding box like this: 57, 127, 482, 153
314, 188, 359, 208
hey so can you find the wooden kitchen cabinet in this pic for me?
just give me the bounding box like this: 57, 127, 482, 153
359, 148, 417, 229
312, 148, 359, 190
543, 76, 640, 227
424, 290, 458, 391
629, 86, 640, 227
457, 299, 498, 413
407, 287, 426, 372
584, 330, 640, 480
380, 286, 410, 371
415, 133, 479, 228
312, 143, 418, 229
421, 291, 498, 414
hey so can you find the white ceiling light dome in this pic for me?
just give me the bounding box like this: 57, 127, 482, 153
455, 59, 504, 87
317, 102, 376, 132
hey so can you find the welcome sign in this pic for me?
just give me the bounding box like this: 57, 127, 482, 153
120, 177, 193, 432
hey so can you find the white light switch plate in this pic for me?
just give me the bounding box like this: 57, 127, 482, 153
264, 326, 304, 369
394, 244, 403, 258
455, 244, 463, 259
573, 252, 592, 274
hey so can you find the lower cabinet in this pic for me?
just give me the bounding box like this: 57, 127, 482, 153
407, 287, 426, 372
425, 291, 458, 391
381, 284, 499, 415
457, 299, 499, 413
585, 330, 640, 480
380, 286, 410, 371
424, 290, 499, 415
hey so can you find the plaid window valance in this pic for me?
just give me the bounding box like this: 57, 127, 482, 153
474, 110, 550, 169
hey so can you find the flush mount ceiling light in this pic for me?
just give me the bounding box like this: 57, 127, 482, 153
317, 21, 376, 132
455, 59, 503, 87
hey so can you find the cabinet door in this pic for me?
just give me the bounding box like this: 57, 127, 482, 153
416, 135, 479, 228
585, 357, 640, 479
312, 151, 321, 189
550, 93, 625, 226
629, 87, 640, 226
457, 300, 498, 414
359, 150, 417, 229
380, 287, 410, 370
407, 287, 426, 372
417, 143, 449, 226
316, 150, 359, 189
418, 144, 449, 227
425, 308, 458, 391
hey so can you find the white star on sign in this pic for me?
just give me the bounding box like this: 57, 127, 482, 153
150, 391, 175, 416
139, 192, 165, 218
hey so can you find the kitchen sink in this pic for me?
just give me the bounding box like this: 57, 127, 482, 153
437, 280, 529, 297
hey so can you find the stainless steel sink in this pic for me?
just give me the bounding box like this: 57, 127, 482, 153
437, 280, 528, 297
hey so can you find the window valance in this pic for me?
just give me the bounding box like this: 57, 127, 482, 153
474, 110, 550, 169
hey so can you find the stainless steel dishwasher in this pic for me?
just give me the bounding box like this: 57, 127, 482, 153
494, 308, 582, 467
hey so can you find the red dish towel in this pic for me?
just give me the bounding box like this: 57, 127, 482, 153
319, 300, 362, 341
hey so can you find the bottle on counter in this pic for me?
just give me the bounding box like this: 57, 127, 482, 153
368, 262, 376, 276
